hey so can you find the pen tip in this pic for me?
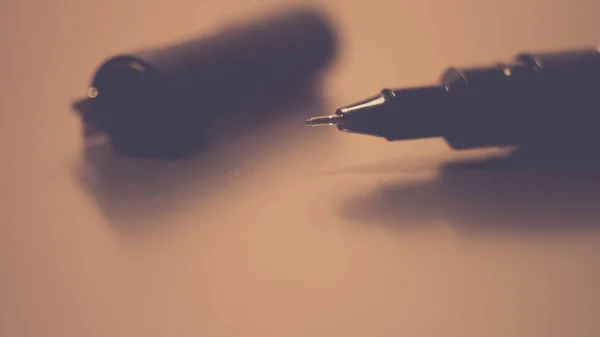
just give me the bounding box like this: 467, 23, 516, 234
305, 115, 343, 126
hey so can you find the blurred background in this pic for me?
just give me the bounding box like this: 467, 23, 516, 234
2, 0, 600, 336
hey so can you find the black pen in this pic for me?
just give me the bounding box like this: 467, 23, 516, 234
307, 47, 600, 150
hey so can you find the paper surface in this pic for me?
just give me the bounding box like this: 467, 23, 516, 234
2, 0, 600, 336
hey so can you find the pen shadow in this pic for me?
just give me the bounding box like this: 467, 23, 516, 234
342, 147, 600, 237
76, 79, 328, 233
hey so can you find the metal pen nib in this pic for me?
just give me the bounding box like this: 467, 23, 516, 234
305, 114, 343, 126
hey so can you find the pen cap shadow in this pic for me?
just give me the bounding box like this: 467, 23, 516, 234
342, 147, 600, 237
73, 6, 341, 231
76, 78, 329, 233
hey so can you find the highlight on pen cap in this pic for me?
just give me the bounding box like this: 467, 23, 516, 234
88, 87, 99, 98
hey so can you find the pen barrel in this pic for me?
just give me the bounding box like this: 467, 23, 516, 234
439, 48, 600, 150
89, 8, 336, 157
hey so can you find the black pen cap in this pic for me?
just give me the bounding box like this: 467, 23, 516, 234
81, 7, 337, 157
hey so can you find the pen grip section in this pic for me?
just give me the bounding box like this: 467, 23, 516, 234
338, 87, 448, 141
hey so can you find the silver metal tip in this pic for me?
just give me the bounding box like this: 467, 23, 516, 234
305, 115, 343, 126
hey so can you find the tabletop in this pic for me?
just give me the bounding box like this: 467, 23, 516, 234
2, 0, 600, 336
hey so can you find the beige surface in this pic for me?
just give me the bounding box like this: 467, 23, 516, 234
2, 0, 600, 336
